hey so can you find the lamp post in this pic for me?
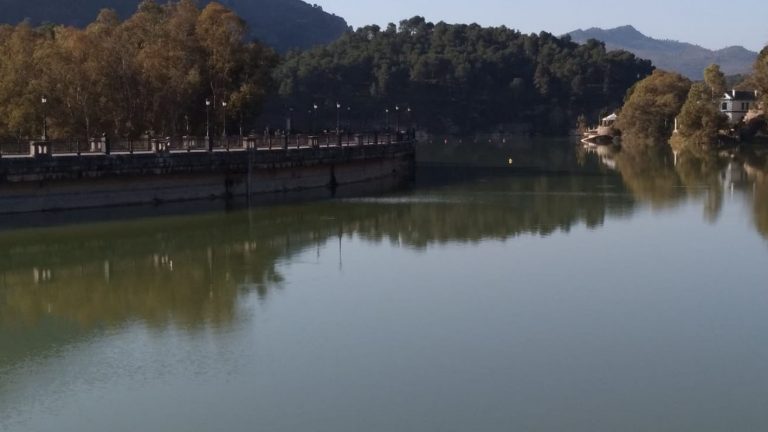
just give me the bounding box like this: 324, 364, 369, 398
221, 100, 228, 138
336, 101, 341, 134
239, 110, 244, 138
41, 95, 48, 141
312, 103, 318, 134
407, 107, 413, 139
395, 105, 400, 132
407, 106, 412, 129
385, 108, 390, 132
205, 99, 211, 138
346, 106, 352, 132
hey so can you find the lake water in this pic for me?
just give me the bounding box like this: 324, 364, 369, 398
2, 139, 768, 431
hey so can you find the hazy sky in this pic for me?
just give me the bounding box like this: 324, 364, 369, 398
314, 0, 768, 51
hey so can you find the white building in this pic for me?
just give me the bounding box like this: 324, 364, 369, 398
721, 90, 759, 125
601, 113, 618, 127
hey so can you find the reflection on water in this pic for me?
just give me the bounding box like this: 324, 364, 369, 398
2, 138, 768, 432
0, 175, 634, 341
591, 139, 768, 236
743, 151, 768, 237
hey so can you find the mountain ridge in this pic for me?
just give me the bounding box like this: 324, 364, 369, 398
568, 25, 757, 79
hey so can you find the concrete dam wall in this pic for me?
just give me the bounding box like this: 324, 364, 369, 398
0, 142, 415, 214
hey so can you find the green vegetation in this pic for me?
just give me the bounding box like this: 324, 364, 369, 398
0, 6, 654, 139
614, 70, 691, 144
703, 64, 727, 98
617, 53, 764, 152
671, 81, 728, 150
273, 17, 654, 134
754, 47, 768, 108
0, 0, 277, 140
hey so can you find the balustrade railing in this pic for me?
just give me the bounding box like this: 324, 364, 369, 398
0, 131, 414, 159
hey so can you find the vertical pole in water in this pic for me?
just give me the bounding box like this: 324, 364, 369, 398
338, 227, 343, 272
247, 137, 253, 206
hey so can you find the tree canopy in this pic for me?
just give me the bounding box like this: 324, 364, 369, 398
272, 17, 654, 134
704, 64, 727, 98
0, 9, 657, 139
0, 0, 277, 140
615, 70, 691, 144
670, 81, 728, 151
754, 46, 768, 108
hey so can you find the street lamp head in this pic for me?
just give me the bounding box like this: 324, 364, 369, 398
313, 104, 318, 110
205, 99, 211, 106
336, 102, 341, 109
222, 101, 227, 107
396, 106, 399, 111
41, 96, 47, 104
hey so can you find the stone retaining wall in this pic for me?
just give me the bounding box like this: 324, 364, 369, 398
0, 142, 415, 214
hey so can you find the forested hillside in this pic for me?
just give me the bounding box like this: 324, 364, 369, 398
0, 0, 348, 51
0, 4, 656, 138
274, 17, 655, 133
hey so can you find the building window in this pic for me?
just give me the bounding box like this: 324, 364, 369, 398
722, 102, 728, 111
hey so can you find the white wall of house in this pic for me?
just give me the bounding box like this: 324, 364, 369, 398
720, 91, 758, 125
720, 100, 750, 124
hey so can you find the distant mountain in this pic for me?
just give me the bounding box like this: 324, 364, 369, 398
568, 25, 757, 80
0, 0, 349, 52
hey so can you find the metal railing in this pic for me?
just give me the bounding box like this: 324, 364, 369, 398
0, 131, 415, 159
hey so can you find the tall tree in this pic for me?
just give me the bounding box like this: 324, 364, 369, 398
615, 70, 691, 143
672, 82, 728, 151
0, 1, 275, 140
0, 23, 46, 139
754, 46, 768, 108
704, 64, 727, 99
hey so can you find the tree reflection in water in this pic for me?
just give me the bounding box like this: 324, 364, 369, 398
2, 138, 768, 371
604, 134, 768, 237
743, 151, 768, 238
0, 175, 634, 339
614, 136, 685, 208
